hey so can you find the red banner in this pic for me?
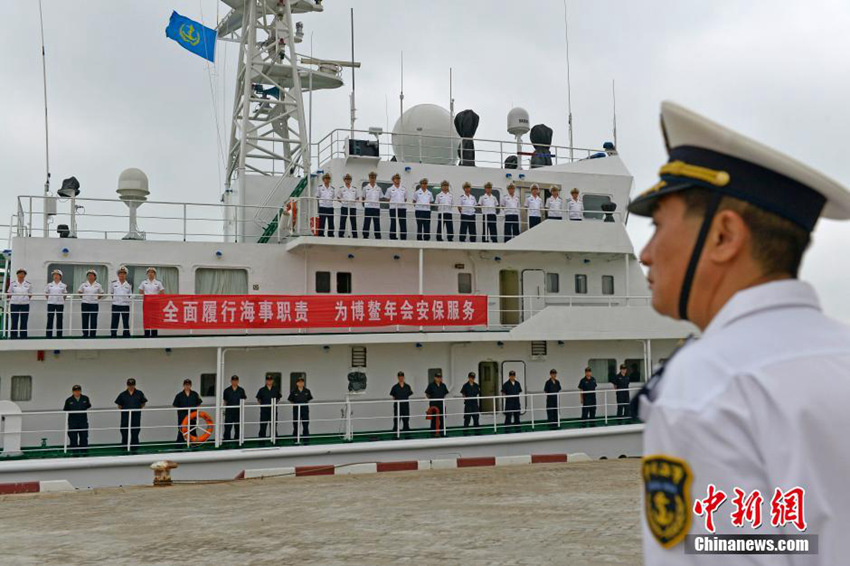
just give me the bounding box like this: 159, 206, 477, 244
143, 295, 488, 329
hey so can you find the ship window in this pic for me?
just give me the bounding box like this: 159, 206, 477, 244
575, 274, 588, 294
545, 273, 560, 294
624, 359, 645, 382
315, 271, 331, 293
602, 275, 615, 295
457, 273, 472, 294
582, 194, 615, 221
125, 265, 179, 294
200, 373, 216, 397
195, 268, 248, 294
265, 372, 283, 391
351, 346, 367, 367
588, 359, 617, 383
11, 375, 32, 402
427, 368, 444, 386
290, 372, 306, 392
46, 264, 108, 292
337, 272, 352, 294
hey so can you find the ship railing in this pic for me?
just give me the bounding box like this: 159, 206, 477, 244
0, 387, 644, 456
14, 194, 293, 243
282, 195, 625, 240
312, 128, 611, 171
0, 293, 651, 340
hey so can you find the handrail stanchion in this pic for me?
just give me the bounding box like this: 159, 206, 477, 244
442, 399, 447, 437
604, 390, 609, 425
396, 400, 400, 439
129, 295, 135, 337
271, 402, 277, 444
296, 404, 301, 444
530, 393, 535, 430
182, 203, 187, 242
345, 396, 353, 441
492, 396, 498, 433
186, 409, 192, 448
557, 392, 561, 428
62, 415, 68, 454
126, 409, 132, 452
239, 398, 245, 446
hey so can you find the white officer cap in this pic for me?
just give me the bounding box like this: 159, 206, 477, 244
484, 181, 493, 188
419, 177, 429, 185
629, 101, 850, 231
343, 173, 352, 180
322, 172, 331, 180
530, 183, 539, 190
146, 267, 157, 274
440, 180, 450, 187
51, 269, 63, 276
368, 171, 378, 178
86, 269, 97, 277
391, 173, 401, 180
462, 181, 472, 189
117, 265, 128, 274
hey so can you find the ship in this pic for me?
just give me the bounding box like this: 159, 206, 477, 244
0, 0, 690, 488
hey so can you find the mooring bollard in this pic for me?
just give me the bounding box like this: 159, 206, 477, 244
150, 460, 179, 486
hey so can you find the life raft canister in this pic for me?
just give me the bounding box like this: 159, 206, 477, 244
180, 410, 214, 443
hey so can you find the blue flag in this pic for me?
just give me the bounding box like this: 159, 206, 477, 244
165, 11, 216, 62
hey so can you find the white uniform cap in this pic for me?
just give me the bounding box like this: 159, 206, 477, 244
86, 269, 97, 277
117, 265, 128, 274
146, 267, 157, 273
51, 269, 63, 276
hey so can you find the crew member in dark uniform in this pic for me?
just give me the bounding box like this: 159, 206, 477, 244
256, 375, 282, 439
389, 371, 413, 433
578, 366, 598, 426
543, 369, 562, 429
424, 372, 449, 436
613, 363, 631, 420
287, 376, 313, 441
63, 384, 91, 454
223, 374, 247, 443
115, 378, 147, 452
501, 370, 523, 433
460, 372, 481, 434
172, 378, 203, 444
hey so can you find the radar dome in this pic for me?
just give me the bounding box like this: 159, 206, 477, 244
117, 168, 150, 202
392, 104, 459, 165
507, 107, 530, 137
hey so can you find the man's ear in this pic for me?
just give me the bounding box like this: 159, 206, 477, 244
707, 209, 749, 264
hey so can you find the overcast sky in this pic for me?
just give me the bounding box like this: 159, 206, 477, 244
3, 0, 850, 319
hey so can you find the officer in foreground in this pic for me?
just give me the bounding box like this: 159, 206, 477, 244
630, 101, 850, 564
63, 384, 91, 454
115, 378, 147, 452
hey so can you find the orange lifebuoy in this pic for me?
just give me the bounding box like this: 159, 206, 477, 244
180, 410, 214, 443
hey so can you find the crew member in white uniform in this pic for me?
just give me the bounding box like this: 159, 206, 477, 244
435, 180, 455, 242
628, 101, 850, 565
386, 173, 408, 240
458, 182, 477, 242
337, 173, 359, 238
316, 172, 336, 237
45, 268, 67, 338
110, 266, 133, 338
77, 269, 104, 338
139, 267, 165, 338
501, 183, 520, 241
8, 268, 32, 339
412, 178, 434, 241
361, 171, 384, 239
525, 184, 543, 229
567, 188, 584, 221
545, 186, 564, 220
479, 182, 499, 243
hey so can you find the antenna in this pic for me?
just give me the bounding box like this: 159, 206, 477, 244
38, 0, 51, 236
612, 79, 618, 148
449, 67, 454, 138
399, 51, 405, 127
349, 8, 356, 134
562, 0, 574, 161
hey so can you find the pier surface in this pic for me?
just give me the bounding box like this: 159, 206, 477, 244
0, 459, 643, 565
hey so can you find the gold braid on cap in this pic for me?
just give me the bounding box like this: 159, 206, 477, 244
659, 161, 731, 187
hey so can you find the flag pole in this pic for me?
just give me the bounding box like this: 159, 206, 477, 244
38, 0, 51, 236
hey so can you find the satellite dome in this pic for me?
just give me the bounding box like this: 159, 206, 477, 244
392, 104, 459, 165
117, 168, 150, 201
507, 107, 530, 137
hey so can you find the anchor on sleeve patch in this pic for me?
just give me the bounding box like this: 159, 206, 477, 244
642, 455, 693, 548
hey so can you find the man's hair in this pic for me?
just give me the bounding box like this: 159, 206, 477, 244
678, 188, 811, 278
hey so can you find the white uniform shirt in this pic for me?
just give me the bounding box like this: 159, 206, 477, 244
9, 280, 32, 305
435, 191, 454, 214
387, 185, 408, 209
45, 281, 67, 305
545, 196, 563, 218
362, 184, 384, 209
567, 196, 584, 220
412, 188, 434, 211
525, 195, 543, 217
337, 184, 360, 206
77, 281, 104, 304
459, 194, 477, 215
479, 193, 498, 215
642, 280, 850, 565
317, 184, 335, 208
139, 278, 165, 295
110, 280, 133, 306
501, 193, 520, 216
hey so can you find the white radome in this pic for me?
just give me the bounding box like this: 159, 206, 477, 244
117, 168, 150, 202
507, 107, 530, 137
392, 104, 459, 166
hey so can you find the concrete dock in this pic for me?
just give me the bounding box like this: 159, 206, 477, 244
0, 459, 643, 565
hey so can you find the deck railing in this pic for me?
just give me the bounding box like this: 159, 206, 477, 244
0, 387, 643, 457
0, 293, 652, 340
